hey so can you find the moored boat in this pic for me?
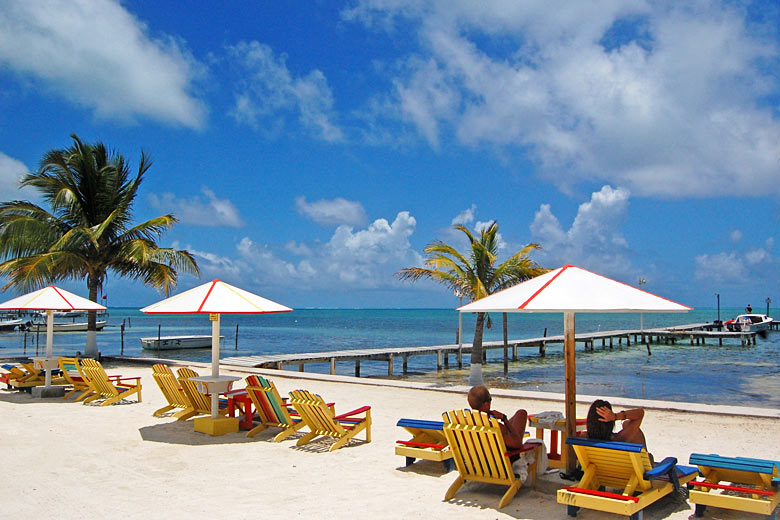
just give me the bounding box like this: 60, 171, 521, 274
22, 320, 107, 332
140, 335, 223, 350
723, 314, 774, 332
0, 315, 24, 331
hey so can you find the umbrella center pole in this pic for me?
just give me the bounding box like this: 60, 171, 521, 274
45, 310, 54, 387
211, 314, 220, 418
564, 311, 577, 475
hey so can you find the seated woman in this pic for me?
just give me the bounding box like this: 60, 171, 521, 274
586, 399, 653, 462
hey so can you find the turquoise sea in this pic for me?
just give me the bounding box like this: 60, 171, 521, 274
1, 307, 778, 409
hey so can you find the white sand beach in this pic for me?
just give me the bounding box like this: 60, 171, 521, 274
1, 360, 778, 520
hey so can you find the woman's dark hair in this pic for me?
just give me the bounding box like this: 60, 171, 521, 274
587, 399, 615, 440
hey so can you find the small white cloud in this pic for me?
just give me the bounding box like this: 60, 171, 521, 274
295, 196, 368, 227
0, 0, 206, 127
284, 240, 313, 256
694, 252, 744, 282
451, 204, 477, 225
148, 187, 244, 227
227, 41, 343, 141
730, 230, 743, 242
0, 152, 31, 201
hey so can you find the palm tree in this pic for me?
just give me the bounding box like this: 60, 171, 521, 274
0, 134, 199, 356
396, 222, 546, 385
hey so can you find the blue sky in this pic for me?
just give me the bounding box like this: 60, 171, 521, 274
1, 0, 779, 310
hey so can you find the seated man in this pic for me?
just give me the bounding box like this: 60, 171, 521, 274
467, 385, 528, 450
586, 399, 652, 462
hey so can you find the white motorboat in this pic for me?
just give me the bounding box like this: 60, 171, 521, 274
0, 315, 24, 331
140, 335, 223, 350
724, 314, 774, 332
23, 320, 107, 332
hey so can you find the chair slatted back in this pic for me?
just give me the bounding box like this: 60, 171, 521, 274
177, 367, 211, 414
245, 375, 293, 427
443, 409, 515, 484
153, 364, 188, 409
80, 359, 115, 398
568, 439, 653, 492
289, 389, 346, 436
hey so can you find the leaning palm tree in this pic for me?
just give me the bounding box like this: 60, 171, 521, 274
396, 222, 546, 385
0, 134, 199, 356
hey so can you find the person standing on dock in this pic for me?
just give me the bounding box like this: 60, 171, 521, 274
467, 385, 528, 450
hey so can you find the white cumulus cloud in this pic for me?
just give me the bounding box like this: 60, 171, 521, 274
148, 187, 244, 227
345, 0, 780, 197
227, 41, 343, 142
0, 0, 206, 127
295, 196, 368, 227
0, 152, 32, 201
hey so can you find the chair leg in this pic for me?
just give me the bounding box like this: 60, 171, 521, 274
444, 476, 465, 501
153, 404, 175, 416
694, 504, 706, 517
567, 505, 579, 517
629, 510, 643, 520
246, 423, 268, 438
498, 481, 522, 509
296, 431, 318, 446
273, 421, 305, 442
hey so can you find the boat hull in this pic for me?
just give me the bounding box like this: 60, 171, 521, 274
140, 335, 223, 350
24, 320, 107, 332
724, 314, 774, 332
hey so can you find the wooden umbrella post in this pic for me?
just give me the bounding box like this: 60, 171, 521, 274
564, 311, 577, 475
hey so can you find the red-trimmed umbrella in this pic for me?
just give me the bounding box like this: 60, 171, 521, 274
458, 264, 691, 473
141, 280, 292, 420
0, 286, 106, 388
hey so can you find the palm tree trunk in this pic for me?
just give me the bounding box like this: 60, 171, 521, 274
85, 274, 99, 357
469, 312, 486, 386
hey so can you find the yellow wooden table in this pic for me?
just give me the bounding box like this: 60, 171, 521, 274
528, 415, 587, 469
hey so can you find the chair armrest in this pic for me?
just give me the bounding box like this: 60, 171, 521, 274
335, 405, 371, 419
116, 376, 141, 385
645, 457, 680, 491
506, 442, 541, 458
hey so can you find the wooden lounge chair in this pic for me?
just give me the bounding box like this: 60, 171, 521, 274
557, 437, 698, 520
395, 418, 454, 471
442, 409, 541, 509
151, 364, 190, 417
288, 389, 371, 451
1, 363, 31, 388
80, 359, 142, 406
688, 453, 780, 519
243, 375, 308, 441
176, 367, 232, 421
58, 357, 91, 400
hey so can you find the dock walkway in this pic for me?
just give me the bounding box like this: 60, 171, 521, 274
221, 321, 761, 377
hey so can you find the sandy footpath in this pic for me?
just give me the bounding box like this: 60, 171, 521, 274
1, 361, 778, 520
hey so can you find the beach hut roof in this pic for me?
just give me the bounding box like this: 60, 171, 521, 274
458, 264, 691, 313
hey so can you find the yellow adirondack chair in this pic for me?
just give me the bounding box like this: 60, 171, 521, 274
151, 364, 190, 417
244, 375, 308, 441
288, 389, 371, 451
58, 357, 91, 400
442, 409, 540, 509
176, 367, 231, 421
557, 437, 698, 520
80, 359, 142, 406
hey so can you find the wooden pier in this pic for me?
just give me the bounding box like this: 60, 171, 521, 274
220, 321, 763, 377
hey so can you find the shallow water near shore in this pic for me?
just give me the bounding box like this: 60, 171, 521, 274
1, 307, 778, 408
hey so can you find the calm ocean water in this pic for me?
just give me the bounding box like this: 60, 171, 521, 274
2, 307, 778, 409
